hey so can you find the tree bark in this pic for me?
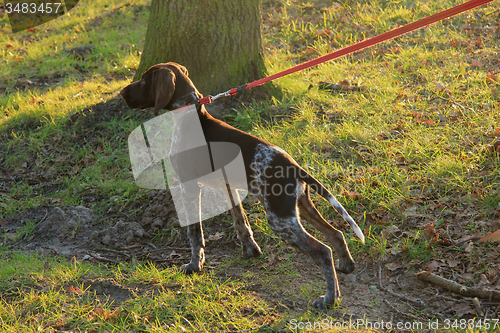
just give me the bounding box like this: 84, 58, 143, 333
134, 0, 266, 97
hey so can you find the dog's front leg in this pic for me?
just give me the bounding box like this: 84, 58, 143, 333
180, 182, 205, 274
184, 222, 205, 274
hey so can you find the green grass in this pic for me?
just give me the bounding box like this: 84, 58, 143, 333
1, 0, 500, 330
0, 253, 274, 332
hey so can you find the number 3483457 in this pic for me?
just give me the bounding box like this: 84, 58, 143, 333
5, 3, 63, 14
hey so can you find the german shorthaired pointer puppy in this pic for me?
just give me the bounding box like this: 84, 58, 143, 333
120, 62, 364, 308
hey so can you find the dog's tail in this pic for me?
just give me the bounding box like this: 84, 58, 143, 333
297, 166, 365, 244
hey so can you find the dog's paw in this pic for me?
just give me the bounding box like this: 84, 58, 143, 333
312, 295, 341, 309
243, 244, 263, 258
312, 296, 327, 309
181, 262, 202, 275
334, 258, 355, 274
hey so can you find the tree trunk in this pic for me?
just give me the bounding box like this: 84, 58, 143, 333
134, 0, 266, 97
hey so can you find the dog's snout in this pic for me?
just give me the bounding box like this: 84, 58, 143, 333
120, 88, 126, 97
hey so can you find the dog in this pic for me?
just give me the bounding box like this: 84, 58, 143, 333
120, 62, 364, 308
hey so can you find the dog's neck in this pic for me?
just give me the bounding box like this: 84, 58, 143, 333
170, 91, 202, 110
170, 98, 213, 128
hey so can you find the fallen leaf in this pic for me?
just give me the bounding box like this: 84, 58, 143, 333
386, 262, 402, 271
487, 128, 500, 137
168, 250, 182, 259
433, 81, 447, 92
427, 260, 441, 272
471, 60, 483, 68
105, 309, 119, 321
344, 190, 358, 199
459, 273, 474, 283
402, 230, 418, 238
381, 225, 400, 238
453, 303, 474, 317
259, 254, 278, 268
68, 285, 83, 295
94, 307, 104, 315
477, 274, 490, 289
365, 212, 377, 224
479, 229, 500, 243
456, 232, 482, 243
486, 144, 500, 153
207, 232, 224, 241
403, 206, 421, 218
486, 74, 498, 85
433, 236, 452, 246
464, 241, 474, 253
422, 223, 436, 240
447, 259, 461, 268
487, 266, 498, 278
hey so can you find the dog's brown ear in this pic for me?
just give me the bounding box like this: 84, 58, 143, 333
152, 68, 175, 116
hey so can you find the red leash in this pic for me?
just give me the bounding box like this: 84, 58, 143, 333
199, 0, 494, 105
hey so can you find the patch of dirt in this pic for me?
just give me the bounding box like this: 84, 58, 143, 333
4, 205, 96, 257
90, 220, 148, 248
3, 191, 499, 324
82, 278, 136, 306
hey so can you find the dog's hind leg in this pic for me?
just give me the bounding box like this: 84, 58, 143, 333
265, 199, 340, 309
298, 187, 355, 274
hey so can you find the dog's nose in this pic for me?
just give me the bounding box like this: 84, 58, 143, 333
119, 88, 126, 97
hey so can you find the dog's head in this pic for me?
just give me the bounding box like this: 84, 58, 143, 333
120, 62, 202, 116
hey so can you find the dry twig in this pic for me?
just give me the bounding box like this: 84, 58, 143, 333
415, 271, 500, 301
139, 246, 191, 254
96, 247, 131, 258
87, 252, 118, 264
441, 236, 481, 256
472, 297, 484, 316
